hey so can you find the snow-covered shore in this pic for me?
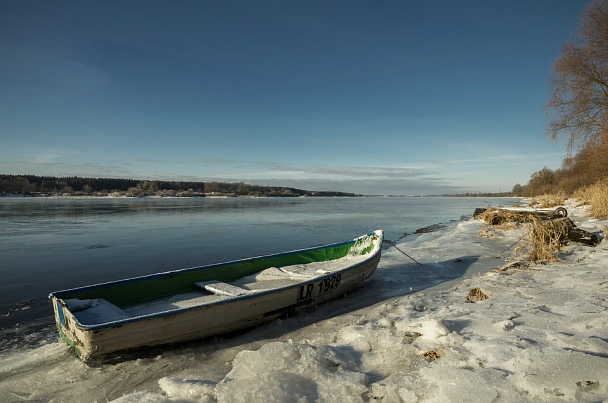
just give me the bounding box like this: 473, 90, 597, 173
1, 201, 606, 402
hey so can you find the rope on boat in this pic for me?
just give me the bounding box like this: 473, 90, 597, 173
384, 239, 422, 266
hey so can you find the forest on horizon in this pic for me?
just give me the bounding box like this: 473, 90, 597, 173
0, 174, 515, 198
0, 174, 359, 198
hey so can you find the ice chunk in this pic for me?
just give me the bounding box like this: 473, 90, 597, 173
158, 377, 216, 401
215, 342, 368, 402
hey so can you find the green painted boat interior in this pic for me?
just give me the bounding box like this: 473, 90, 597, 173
54, 237, 372, 308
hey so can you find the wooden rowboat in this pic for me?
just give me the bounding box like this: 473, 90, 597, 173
49, 230, 383, 360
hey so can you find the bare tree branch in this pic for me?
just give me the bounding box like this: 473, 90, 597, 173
546, 0, 608, 153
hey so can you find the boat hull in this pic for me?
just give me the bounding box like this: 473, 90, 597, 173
50, 231, 383, 360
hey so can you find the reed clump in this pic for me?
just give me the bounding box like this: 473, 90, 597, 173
574, 181, 608, 219
513, 216, 572, 262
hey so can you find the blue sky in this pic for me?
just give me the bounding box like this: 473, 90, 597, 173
0, 0, 590, 195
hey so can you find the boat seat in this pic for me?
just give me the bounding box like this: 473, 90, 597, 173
65, 298, 131, 325
195, 281, 252, 297
253, 265, 328, 281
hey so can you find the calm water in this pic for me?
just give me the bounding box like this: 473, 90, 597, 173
0, 196, 519, 328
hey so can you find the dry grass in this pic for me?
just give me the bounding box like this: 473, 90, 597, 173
421, 349, 443, 362
466, 287, 489, 302
513, 216, 572, 262
574, 181, 608, 219
477, 208, 534, 226
527, 193, 566, 208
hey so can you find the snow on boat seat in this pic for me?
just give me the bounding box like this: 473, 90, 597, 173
253, 264, 331, 281
278, 265, 330, 277
65, 298, 131, 325
195, 281, 253, 297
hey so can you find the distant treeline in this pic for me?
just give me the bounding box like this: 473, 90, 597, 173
512, 131, 608, 197
0, 175, 358, 198
443, 191, 514, 197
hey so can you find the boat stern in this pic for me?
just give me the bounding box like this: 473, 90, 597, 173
50, 295, 96, 360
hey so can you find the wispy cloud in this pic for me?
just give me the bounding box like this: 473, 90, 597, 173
0, 147, 555, 195
438, 153, 565, 169
190, 158, 434, 180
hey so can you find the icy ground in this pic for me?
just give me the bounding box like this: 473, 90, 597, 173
0, 201, 607, 402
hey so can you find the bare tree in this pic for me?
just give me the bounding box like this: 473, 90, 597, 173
546, 0, 608, 153
511, 183, 523, 196
528, 166, 556, 196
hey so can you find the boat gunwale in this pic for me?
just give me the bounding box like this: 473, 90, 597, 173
50, 231, 383, 331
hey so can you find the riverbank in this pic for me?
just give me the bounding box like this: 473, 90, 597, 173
0, 199, 606, 402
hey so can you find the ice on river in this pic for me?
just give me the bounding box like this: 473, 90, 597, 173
1, 201, 607, 402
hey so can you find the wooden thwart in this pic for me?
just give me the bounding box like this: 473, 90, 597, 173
195, 281, 252, 297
